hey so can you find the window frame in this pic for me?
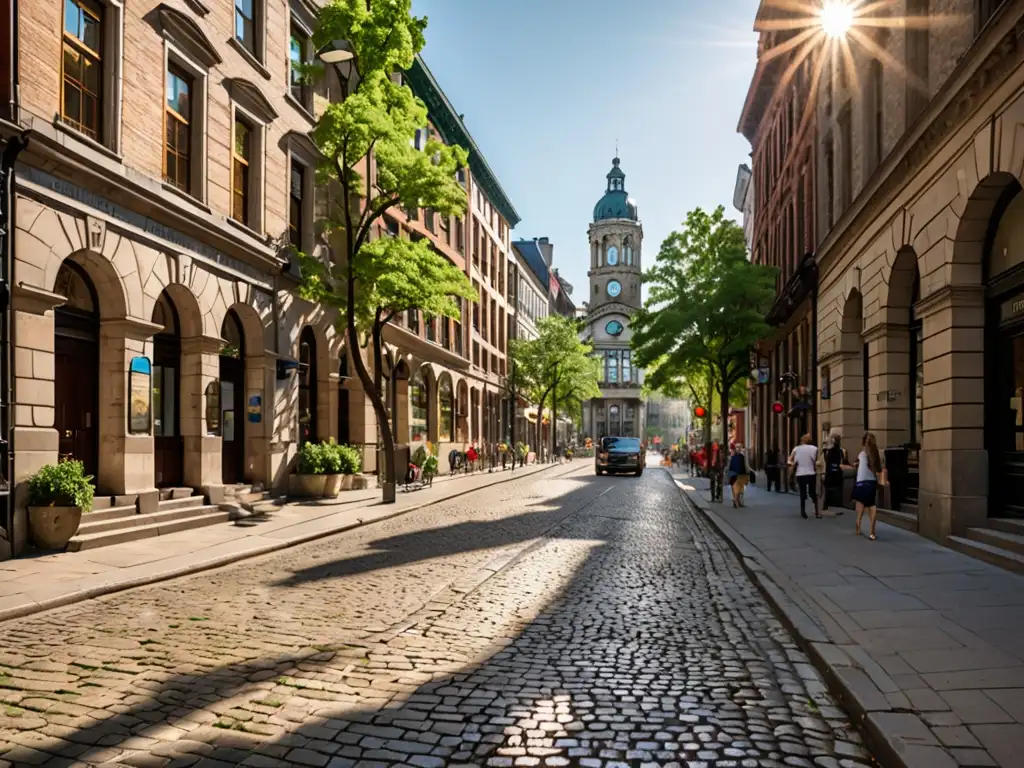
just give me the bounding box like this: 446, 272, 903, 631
233, 0, 266, 64
161, 44, 209, 201
163, 62, 194, 194
288, 160, 305, 252
59, 0, 124, 153
288, 20, 313, 113
229, 104, 266, 233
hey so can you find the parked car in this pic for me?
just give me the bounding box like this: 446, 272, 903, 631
595, 436, 645, 477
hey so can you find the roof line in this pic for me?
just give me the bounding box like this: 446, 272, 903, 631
406, 55, 521, 227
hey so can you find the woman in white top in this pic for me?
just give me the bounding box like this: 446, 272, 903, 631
788, 433, 820, 520
846, 432, 884, 540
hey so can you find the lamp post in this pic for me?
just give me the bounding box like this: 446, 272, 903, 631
316, 39, 358, 99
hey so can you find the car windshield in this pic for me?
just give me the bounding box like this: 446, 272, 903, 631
602, 437, 641, 452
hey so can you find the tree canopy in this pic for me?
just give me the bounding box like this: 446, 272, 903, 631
632, 206, 775, 439
296, 0, 477, 501
510, 315, 600, 459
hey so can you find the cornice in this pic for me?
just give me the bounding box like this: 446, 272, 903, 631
914, 284, 985, 318
586, 301, 637, 325
818, 0, 1024, 276
405, 56, 520, 228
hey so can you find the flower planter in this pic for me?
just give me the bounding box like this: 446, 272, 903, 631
323, 474, 343, 498
28, 506, 83, 550
341, 474, 354, 491
289, 473, 327, 498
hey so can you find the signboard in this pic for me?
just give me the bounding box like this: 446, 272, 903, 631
128, 357, 152, 435
1001, 295, 1024, 325
247, 394, 263, 423
757, 366, 770, 385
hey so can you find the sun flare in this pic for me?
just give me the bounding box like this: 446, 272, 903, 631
819, 1, 854, 39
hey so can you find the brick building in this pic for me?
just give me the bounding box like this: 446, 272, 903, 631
813, 0, 1024, 562
738, 2, 820, 471
0, 0, 516, 557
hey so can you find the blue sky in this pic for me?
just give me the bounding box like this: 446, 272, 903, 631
412, 0, 762, 299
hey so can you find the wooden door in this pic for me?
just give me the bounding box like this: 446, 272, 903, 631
220, 356, 245, 484
153, 348, 183, 488
992, 330, 1024, 517
55, 336, 98, 478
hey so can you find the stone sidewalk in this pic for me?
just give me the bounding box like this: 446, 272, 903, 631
0, 461, 573, 625
673, 469, 1024, 768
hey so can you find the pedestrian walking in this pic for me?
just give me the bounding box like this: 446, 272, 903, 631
707, 441, 725, 503
788, 433, 821, 519
727, 444, 750, 507
821, 431, 848, 514
850, 432, 885, 540
763, 446, 784, 493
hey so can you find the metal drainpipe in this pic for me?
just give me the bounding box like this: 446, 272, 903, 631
1, 131, 29, 549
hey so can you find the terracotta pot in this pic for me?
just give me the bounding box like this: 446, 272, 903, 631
28, 506, 83, 550
289, 474, 327, 498
341, 474, 354, 491
323, 474, 343, 498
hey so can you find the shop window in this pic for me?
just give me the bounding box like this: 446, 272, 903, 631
410, 370, 428, 442
439, 378, 453, 442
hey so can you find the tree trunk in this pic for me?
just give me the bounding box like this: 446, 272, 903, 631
348, 321, 396, 503
551, 387, 557, 462
535, 392, 546, 463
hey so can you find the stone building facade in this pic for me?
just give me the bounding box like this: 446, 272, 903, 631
0, 0, 517, 556
581, 157, 644, 440
739, 3, 820, 470
814, 0, 1024, 545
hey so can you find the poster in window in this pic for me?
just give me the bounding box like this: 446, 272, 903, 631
128, 357, 152, 435
205, 381, 221, 435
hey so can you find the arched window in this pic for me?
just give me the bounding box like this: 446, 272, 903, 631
409, 369, 428, 442
298, 326, 318, 445
439, 378, 454, 442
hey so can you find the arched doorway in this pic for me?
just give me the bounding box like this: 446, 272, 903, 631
298, 327, 318, 445
54, 261, 99, 478
153, 291, 183, 487
409, 368, 428, 442
338, 348, 351, 446
220, 310, 246, 484
438, 375, 454, 443
985, 181, 1024, 518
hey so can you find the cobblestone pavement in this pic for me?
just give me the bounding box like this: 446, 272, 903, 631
0, 466, 874, 767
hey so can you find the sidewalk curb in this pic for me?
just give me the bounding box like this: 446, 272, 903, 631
669, 471, 950, 768
0, 461, 580, 627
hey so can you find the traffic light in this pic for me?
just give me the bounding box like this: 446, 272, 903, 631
694, 406, 707, 419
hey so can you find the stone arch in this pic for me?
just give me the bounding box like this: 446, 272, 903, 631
884, 247, 921, 324
951, 171, 1021, 281
224, 301, 265, 356
455, 378, 470, 443
158, 282, 203, 340
49, 249, 128, 320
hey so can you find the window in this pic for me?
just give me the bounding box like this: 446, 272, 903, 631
426, 315, 436, 343
870, 59, 884, 172
439, 379, 453, 442
298, 327, 318, 446
839, 107, 852, 211
409, 371, 428, 442
62, 0, 104, 140
232, 119, 252, 225
824, 136, 835, 230
607, 352, 619, 384
441, 317, 451, 350
383, 215, 399, 237
455, 218, 464, 253
289, 25, 311, 109
622, 351, 632, 384
289, 162, 305, 250
164, 65, 192, 192
235, 0, 257, 55
407, 309, 420, 335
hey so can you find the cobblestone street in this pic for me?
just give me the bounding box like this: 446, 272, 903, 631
0, 466, 873, 767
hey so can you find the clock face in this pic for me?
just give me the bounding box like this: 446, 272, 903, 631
607, 280, 622, 298
606, 246, 618, 265
605, 320, 624, 336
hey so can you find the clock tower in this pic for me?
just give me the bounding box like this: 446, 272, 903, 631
581, 156, 645, 441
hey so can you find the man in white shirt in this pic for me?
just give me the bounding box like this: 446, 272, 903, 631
789, 434, 820, 519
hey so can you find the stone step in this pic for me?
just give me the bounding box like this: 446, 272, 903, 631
899, 502, 918, 518
877, 508, 918, 532
966, 526, 1024, 557
76, 505, 216, 536
157, 495, 206, 512
988, 517, 1024, 536
67, 507, 230, 552
947, 535, 1024, 575
79, 504, 138, 523
158, 487, 194, 501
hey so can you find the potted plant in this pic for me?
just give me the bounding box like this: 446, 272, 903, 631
290, 441, 328, 498
338, 443, 362, 490
27, 459, 94, 549
321, 440, 345, 498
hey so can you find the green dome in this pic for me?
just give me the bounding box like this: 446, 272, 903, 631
593, 157, 638, 222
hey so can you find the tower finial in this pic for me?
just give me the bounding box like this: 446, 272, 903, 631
615, 138, 618, 158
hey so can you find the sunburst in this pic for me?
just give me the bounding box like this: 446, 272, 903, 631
751, 0, 967, 140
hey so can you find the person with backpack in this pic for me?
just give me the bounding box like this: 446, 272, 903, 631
727, 444, 750, 507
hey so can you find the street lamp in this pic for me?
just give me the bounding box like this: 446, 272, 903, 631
317, 39, 358, 96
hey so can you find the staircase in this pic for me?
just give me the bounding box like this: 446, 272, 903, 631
67, 489, 228, 552
878, 485, 920, 532
948, 518, 1024, 574
217, 484, 287, 515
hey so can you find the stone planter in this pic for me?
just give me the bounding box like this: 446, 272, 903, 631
341, 474, 354, 491
323, 474, 343, 498
351, 475, 371, 490
28, 506, 83, 550
289, 473, 327, 498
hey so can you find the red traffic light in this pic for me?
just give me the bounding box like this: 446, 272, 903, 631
772, 401, 785, 415
694, 406, 707, 419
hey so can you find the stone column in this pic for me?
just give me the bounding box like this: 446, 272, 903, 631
916, 286, 987, 540
394, 378, 410, 444
820, 350, 864, 442
326, 371, 340, 443
180, 335, 222, 491
344, 377, 378, 474
243, 353, 274, 488
865, 323, 911, 450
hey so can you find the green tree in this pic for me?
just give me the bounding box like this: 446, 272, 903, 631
632, 206, 776, 445
297, 0, 476, 502
511, 316, 599, 462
